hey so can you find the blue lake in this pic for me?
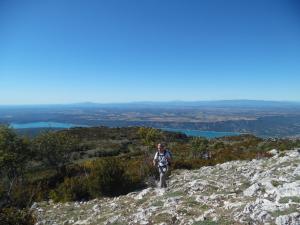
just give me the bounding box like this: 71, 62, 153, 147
161, 128, 241, 138
9, 122, 241, 138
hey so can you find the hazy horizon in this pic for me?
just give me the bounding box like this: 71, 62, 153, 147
1, 99, 300, 107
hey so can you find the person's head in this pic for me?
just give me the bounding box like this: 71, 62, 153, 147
157, 143, 165, 152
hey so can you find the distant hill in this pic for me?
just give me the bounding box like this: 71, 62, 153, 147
1, 100, 300, 109
62, 100, 300, 109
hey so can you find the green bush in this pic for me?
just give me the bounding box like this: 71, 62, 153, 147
49, 176, 90, 202
32, 131, 79, 171
0, 207, 35, 225
190, 137, 209, 159
88, 158, 135, 197
173, 160, 193, 170
0, 126, 32, 208
9, 182, 35, 208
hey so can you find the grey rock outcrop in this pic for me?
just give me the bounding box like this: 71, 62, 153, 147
33, 149, 300, 225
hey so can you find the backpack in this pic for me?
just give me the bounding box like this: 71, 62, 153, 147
156, 149, 172, 166
166, 149, 172, 166
166, 149, 173, 160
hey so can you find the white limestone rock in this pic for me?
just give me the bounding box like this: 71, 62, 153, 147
33, 149, 300, 225
275, 212, 300, 225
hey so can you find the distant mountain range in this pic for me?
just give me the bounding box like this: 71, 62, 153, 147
1, 100, 300, 109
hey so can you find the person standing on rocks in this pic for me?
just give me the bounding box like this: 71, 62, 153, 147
153, 143, 172, 188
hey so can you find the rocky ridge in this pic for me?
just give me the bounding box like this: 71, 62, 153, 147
33, 149, 300, 225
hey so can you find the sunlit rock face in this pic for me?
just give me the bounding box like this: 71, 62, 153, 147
33, 149, 300, 225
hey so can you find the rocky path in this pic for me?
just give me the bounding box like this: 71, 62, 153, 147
33, 149, 300, 225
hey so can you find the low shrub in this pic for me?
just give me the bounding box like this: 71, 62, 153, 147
88, 158, 136, 197
0, 207, 35, 225
173, 160, 193, 170
49, 176, 90, 202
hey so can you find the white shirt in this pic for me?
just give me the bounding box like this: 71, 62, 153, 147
154, 150, 171, 166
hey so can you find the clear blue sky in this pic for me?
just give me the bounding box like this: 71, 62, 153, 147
1, 0, 300, 104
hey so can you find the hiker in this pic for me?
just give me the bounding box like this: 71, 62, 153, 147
153, 143, 172, 188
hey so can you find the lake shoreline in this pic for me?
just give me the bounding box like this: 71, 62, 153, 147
8, 121, 242, 138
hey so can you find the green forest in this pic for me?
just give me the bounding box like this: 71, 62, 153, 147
1, 126, 300, 225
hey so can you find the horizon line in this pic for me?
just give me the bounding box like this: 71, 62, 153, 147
1, 99, 300, 106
